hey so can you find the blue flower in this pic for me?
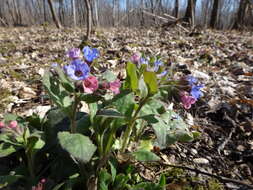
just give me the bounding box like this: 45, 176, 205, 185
140, 58, 149, 65
64, 59, 90, 80
190, 84, 204, 99
82, 46, 99, 62
157, 70, 168, 78
186, 75, 197, 86
153, 60, 163, 72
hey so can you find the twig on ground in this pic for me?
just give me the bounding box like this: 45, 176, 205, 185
156, 162, 253, 189
217, 113, 237, 155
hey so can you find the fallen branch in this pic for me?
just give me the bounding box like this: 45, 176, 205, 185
0, 17, 8, 27
163, 13, 190, 33
142, 10, 169, 22
217, 114, 236, 155
157, 162, 253, 189
115, 8, 137, 26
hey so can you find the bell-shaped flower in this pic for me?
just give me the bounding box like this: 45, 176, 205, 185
64, 59, 90, 80
83, 76, 99, 94
108, 80, 121, 94
82, 46, 99, 63
66, 48, 81, 60
180, 91, 196, 109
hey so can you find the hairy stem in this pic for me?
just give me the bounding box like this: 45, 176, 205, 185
121, 96, 149, 152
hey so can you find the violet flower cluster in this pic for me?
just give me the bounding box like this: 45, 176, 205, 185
130, 52, 167, 78
0, 120, 24, 136
130, 52, 204, 110
180, 76, 204, 109
64, 46, 121, 94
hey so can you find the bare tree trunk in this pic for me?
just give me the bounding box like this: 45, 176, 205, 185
43, 0, 47, 22
140, 0, 145, 26
183, 0, 196, 27
47, 0, 62, 28
71, 0, 76, 27
94, 0, 99, 27
84, 0, 92, 39
233, 0, 250, 29
112, 0, 117, 27
174, 0, 179, 19
210, 0, 219, 28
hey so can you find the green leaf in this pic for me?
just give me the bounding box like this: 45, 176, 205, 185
3, 114, 18, 122
151, 117, 167, 148
43, 70, 71, 112
109, 161, 116, 182
111, 91, 135, 118
52, 182, 65, 190
138, 77, 148, 98
58, 132, 96, 163
96, 109, 125, 119
0, 175, 23, 188
159, 174, 166, 187
0, 143, 19, 157
26, 136, 45, 152
99, 169, 112, 190
79, 93, 102, 103
102, 70, 117, 82
55, 66, 75, 93
126, 62, 138, 92
143, 71, 158, 95
89, 103, 98, 123
133, 150, 160, 162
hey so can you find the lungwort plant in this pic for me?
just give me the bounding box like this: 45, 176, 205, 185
0, 46, 203, 190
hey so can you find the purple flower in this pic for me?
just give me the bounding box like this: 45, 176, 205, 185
186, 75, 197, 86
180, 91, 196, 109
190, 84, 204, 99
64, 59, 90, 80
131, 52, 141, 63
153, 60, 163, 72
157, 70, 168, 78
67, 48, 81, 59
140, 58, 149, 65
82, 46, 99, 62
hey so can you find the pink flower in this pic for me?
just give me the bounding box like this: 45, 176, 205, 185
130, 52, 141, 63
82, 76, 98, 94
8, 121, 18, 129
32, 179, 46, 190
180, 91, 196, 109
0, 122, 5, 128
108, 80, 121, 94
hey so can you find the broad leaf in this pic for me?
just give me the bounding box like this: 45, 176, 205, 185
0, 143, 19, 157
126, 62, 138, 92
143, 71, 158, 95
133, 150, 160, 162
58, 132, 96, 163
0, 175, 23, 188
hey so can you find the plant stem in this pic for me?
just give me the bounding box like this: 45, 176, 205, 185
70, 94, 79, 133
121, 96, 149, 152
27, 152, 35, 180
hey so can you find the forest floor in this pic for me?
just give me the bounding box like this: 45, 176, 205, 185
0, 26, 253, 189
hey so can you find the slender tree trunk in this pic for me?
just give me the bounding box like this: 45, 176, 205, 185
183, 0, 196, 27
71, 0, 76, 27
140, 0, 145, 26
84, 0, 92, 39
47, 0, 62, 29
43, 0, 47, 22
174, 0, 179, 19
233, 0, 250, 29
94, 0, 99, 27
210, 0, 219, 28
